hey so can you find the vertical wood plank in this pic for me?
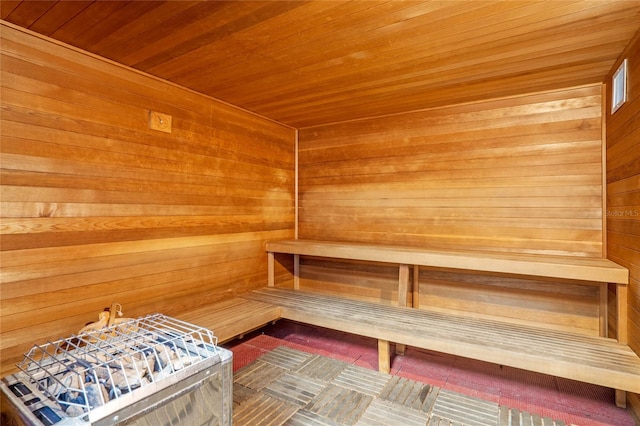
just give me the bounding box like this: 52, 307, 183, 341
294, 254, 300, 290
295, 129, 299, 239
599, 282, 608, 337
398, 264, 410, 308
378, 339, 391, 374
600, 83, 608, 257
268, 252, 275, 287
617, 284, 628, 344
616, 390, 627, 408
396, 264, 410, 355
413, 266, 420, 308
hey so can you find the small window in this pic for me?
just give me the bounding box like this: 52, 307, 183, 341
611, 59, 627, 114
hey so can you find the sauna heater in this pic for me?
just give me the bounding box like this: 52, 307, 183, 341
1, 314, 232, 426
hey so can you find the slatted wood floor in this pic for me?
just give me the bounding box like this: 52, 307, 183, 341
233, 346, 568, 426
241, 288, 640, 394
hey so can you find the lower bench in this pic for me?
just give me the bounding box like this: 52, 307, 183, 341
240, 287, 640, 404
177, 297, 281, 343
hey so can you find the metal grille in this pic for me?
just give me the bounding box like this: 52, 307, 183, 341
16, 314, 220, 423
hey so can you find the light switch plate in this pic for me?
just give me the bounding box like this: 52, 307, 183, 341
149, 111, 172, 133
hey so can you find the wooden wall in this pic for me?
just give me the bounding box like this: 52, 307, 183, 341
0, 23, 295, 376
297, 85, 605, 334
605, 29, 640, 416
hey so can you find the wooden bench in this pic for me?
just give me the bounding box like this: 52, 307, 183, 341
240, 287, 640, 396
177, 297, 280, 343
266, 239, 629, 340
263, 239, 637, 407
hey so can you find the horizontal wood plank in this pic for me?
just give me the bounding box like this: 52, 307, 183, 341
267, 239, 628, 284
0, 24, 295, 376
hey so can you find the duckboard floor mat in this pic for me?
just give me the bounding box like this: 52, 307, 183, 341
233, 346, 567, 426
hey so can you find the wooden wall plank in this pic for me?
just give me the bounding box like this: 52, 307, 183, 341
605, 31, 640, 419
299, 85, 604, 256
296, 84, 604, 333
0, 24, 295, 376
605, 32, 640, 414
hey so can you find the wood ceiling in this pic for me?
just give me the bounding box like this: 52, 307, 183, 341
2, 1, 640, 128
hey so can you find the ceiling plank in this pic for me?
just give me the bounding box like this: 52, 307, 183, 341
2, 1, 56, 27
2, 0, 639, 127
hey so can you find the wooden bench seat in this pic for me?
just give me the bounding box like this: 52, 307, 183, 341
176, 240, 637, 407
241, 287, 640, 396
265, 238, 635, 407
177, 297, 281, 343
267, 239, 630, 342
266, 239, 629, 284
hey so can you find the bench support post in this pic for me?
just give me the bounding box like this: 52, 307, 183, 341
615, 283, 628, 408
398, 264, 410, 307
395, 265, 410, 355
294, 254, 300, 290
617, 284, 628, 344
268, 252, 275, 287
378, 339, 391, 374
413, 266, 420, 308
599, 282, 607, 337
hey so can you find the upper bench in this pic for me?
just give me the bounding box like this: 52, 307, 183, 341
266, 239, 630, 345
264, 239, 634, 407
266, 239, 629, 284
